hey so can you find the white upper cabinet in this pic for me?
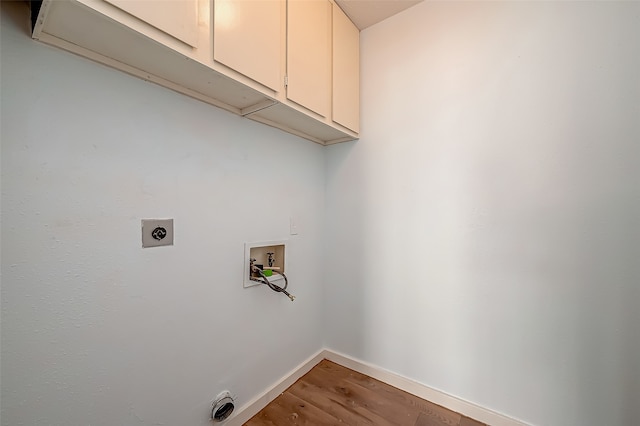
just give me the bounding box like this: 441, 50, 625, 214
104, 0, 199, 47
332, 4, 360, 133
213, 0, 283, 92
286, 0, 332, 118
32, 0, 359, 144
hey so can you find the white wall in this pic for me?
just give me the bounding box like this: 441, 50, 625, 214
325, 2, 640, 426
1, 3, 325, 425
3, 1, 640, 426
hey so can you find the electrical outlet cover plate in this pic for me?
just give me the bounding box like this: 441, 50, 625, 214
142, 219, 174, 248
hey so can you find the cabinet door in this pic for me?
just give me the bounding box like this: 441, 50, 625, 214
332, 5, 359, 133
104, 0, 198, 47
287, 0, 331, 118
214, 0, 283, 91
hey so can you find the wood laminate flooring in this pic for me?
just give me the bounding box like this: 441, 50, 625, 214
244, 360, 486, 426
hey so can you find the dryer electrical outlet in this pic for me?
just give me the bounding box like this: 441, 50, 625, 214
244, 240, 287, 288
141, 219, 174, 248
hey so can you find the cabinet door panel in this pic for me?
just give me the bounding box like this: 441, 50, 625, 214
104, 0, 198, 47
287, 0, 331, 118
214, 0, 283, 91
332, 5, 359, 132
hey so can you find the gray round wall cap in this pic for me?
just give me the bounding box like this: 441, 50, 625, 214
211, 391, 235, 422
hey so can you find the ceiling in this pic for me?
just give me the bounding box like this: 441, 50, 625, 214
335, 0, 423, 30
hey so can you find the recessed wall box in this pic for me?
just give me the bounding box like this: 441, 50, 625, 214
244, 240, 287, 288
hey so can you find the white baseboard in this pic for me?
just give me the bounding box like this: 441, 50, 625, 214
322, 349, 530, 426
225, 347, 530, 426
223, 349, 326, 426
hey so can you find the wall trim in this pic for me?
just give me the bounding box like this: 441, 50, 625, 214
323, 349, 531, 426
226, 348, 531, 426
224, 349, 326, 426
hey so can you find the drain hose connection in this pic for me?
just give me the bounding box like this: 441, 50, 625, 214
251, 266, 295, 301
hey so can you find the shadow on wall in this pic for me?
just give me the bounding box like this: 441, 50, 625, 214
323, 140, 368, 357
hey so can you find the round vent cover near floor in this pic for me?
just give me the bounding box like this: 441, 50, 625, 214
211, 391, 235, 422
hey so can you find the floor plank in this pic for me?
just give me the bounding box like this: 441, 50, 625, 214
289, 377, 391, 425
244, 360, 486, 426
414, 409, 460, 426
300, 371, 416, 425
460, 416, 487, 426
317, 360, 456, 418
245, 391, 341, 426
